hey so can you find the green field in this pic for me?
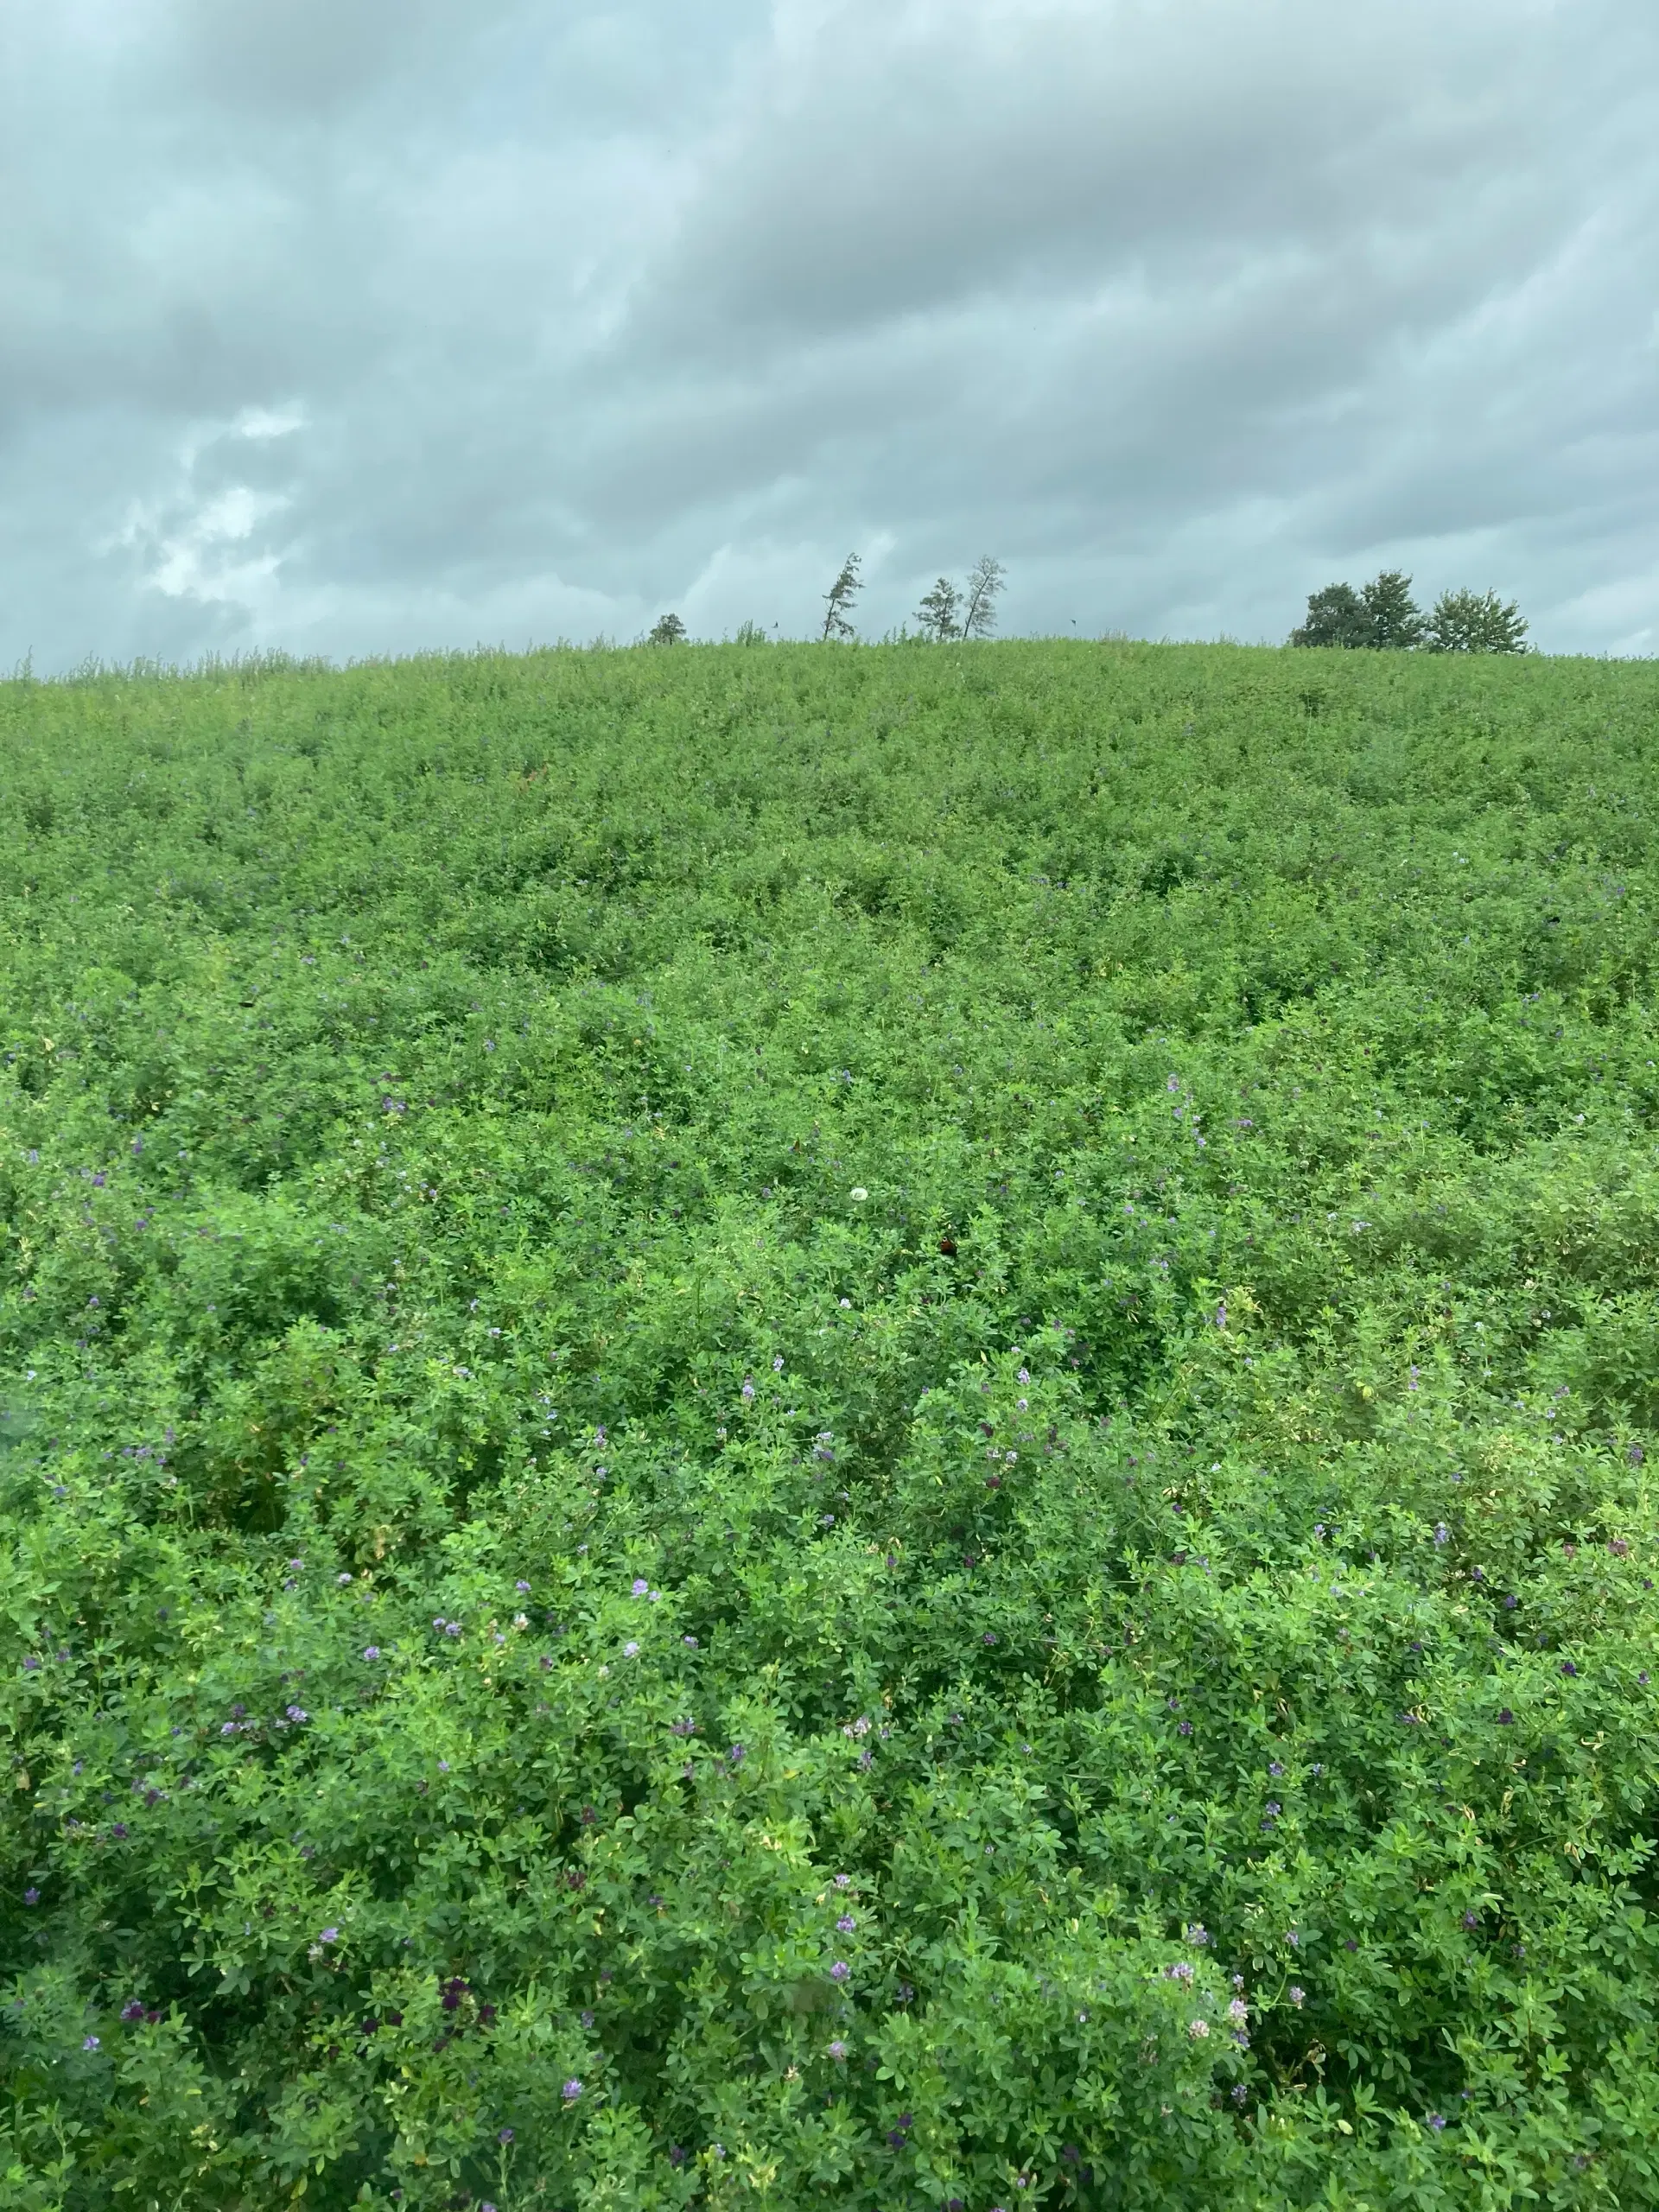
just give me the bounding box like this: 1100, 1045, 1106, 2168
4, 640, 1659, 2210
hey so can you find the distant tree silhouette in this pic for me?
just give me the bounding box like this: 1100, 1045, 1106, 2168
648, 613, 687, 645
1291, 571, 1423, 649
820, 555, 861, 641
913, 577, 961, 641
959, 556, 1006, 639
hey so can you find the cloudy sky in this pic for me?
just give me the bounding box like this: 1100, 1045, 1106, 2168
3, 0, 1656, 669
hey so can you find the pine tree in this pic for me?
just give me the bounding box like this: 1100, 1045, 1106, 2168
958, 556, 1006, 640
820, 555, 861, 641
914, 577, 961, 641
1359, 571, 1425, 650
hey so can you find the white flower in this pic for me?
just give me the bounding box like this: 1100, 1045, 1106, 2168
849, 1187, 868, 1202
1188, 2018, 1211, 2038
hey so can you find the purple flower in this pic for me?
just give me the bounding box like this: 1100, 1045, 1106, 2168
632, 1578, 649, 1596
1427, 2113, 1446, 2131
498, 2126, 514, 2144
772, 1357, 785, 1371
1177, 1719, 1192, 1735
683, 1635, 698, 1649
1268, 1760, 1284, 1777
830, 1961, 851, 1983
1434, 1523, 1449, 1545
444, 1622, 461, 1637
741, 1378, 755, 1402
287, 1706, 308, 1723
1185, 1923, 1210, 1946
623, 1640, 640, 1657
363, 1646, 381, 1661
320, 1927, 340, 1944
1288, 1985, 1305, 2007
1560, 1660, 1578, 1677
335, 1572, 352, 1586
516, 1580, 531, 1592
110, 1822, 129, 1839
562, 2078, 582, 2103
828, 2037, 848, 2059
83, 2034, 100, 2051
727, 1743, 746, 1765
1462, 1910, 1480, 1930
121, 1999, 145, 2021
836, 1914, 855, 1933
23, 1888, 39, 1906
22, 1656, 40, 1672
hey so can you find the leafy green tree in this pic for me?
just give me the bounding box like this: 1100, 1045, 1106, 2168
1426, 587, 1529, 653
914, 577, 962, 641
647, 613, 687, 645
1290, 581, 1367, 648
820, 554, 861, 641
959, 556, 1006, 639
1360, 569, 1425, 649
1291, 572, 1423, 649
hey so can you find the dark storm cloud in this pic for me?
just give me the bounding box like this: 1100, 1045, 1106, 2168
1, 0, 1655, 669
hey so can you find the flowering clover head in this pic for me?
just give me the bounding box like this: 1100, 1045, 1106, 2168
336, 1572, 352, 1586
498, 2127, 514, 2144
1227, 1998, 1249, 2025
1188, 2018, 1210, 2038
772, 1356, 785, 1371
563, 2078, 582, 2102
23, 1887, 39, 1905
1461, 1910, 1480, 1930
1268, 1760, 1285, 1777
1427, 2112, 1446, 2131
1434, 1523, 1450, 1545
632, 1578, 649, 1596
727, 1743, 746, 1765
828, 2037, 848, 2060
83, 2034, 101, 2051
623, 1640, 640, 1657
829, 1961, 850, 1983
1288, 1985, 1305, 2007
1185, 1923, 1210, 1946
1164, 1961, 1195, 1983
287, 1706, 308, 1723
363, 1646, 380, 1661
320, 1927, 340, 1944
834, 1873, 852, 1887
836, 1914, 855, 1933
516, 1580, 531, 1592
121, 1999, 145, 2021
741, 1377, 755, 1402
849, 1186, 868, 1202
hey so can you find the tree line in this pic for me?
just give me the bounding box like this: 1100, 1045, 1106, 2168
648, 553, 1007, 646
1291, 571, 1529, 652
646, 559, 1532, 652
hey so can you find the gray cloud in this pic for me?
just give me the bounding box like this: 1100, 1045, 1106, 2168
1, 0, 1655, 669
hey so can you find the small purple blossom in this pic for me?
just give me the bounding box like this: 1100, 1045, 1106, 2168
1434, 1523, 1449, 1546
498, 2127, 514, 2144
1268, 1760, 1284, 1777
320, 1927, 340, 1944
121, 1999, 145, 2021
632, 1578, 649, 1596
363, 1646, 381, 1661
83, 2035, 100, 2051
828, 2037, 847, 2060
830, 1961, 851, 1983
623, 1640, 640, 1657
836, 1914, 855, 1933
562, 2078, 582, 2102
23, 1888, 39, 1906
1427, 2112, 1446, 2131
1288, 1985, 1305, 2007
516, 1580, 531, 1592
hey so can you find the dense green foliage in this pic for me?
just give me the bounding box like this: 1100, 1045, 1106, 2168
3, 639, 1659, 2211
1292, 578, 1527, 658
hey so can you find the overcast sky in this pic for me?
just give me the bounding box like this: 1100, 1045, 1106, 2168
3, 0, 1656, 670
